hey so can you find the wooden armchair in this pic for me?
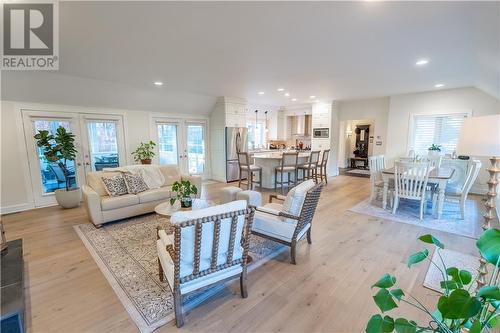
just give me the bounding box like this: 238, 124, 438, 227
251, 180, 323, 264
156, 200, 255, 327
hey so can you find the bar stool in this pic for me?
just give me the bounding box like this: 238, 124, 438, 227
274, 152, 299, 194
317, 149, 330, 184
237, 152, 262, 190
298, 150, 320, 183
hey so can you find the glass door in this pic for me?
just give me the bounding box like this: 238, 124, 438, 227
185, 123, 206, 175
156, 122, 180, 165
23, 111, 84, 207
80, 116, 126, 174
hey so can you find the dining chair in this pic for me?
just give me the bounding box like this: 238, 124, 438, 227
317, 149, 330, 184
298, 150, 320, 183
434, 160, 482, 219
422, 155, 442, 168
274, 152, 299, 194
237, 152, 262, 190
368, 155, 393, 204
398, 157, 415, 163
393, 161, 431, 220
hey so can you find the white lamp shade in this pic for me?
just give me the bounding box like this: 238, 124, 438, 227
457, 114, 500, 157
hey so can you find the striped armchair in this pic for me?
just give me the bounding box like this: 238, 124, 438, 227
157, 200, 255, 327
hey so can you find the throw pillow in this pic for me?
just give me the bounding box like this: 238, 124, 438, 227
101, 175, 128, 197
123, 173, 149, 194
283, 180, 315, 216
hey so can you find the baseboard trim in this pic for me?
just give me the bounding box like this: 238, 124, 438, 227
1, 203, 35, 215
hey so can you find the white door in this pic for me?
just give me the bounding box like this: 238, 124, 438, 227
79, 115, 126, 174
154, 119, 207, 177
23, 111, 85, 207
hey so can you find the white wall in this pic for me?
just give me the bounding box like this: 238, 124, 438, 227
338, 97, 390, 157
0, 100, 210, 214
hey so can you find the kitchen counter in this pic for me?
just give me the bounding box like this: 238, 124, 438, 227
253, 152, 310, 189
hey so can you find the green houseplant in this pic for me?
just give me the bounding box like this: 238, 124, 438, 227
132, 141, 156, 164
428, 144, 442, 157
366, 229, 500, 333
170, 180, 198, 208
34, 126, 81, 208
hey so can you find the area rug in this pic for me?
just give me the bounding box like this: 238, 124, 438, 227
346, 169, 370, 177
348, 197, 482, 239
74, 214, 287, 333
423, 249, 480, 293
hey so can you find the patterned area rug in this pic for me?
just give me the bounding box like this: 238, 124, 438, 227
349, 197, 482, 239
74, 214, 286, 333
423, 249, 480, 293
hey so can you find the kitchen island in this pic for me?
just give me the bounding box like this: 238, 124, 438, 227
252, 152, 310, 189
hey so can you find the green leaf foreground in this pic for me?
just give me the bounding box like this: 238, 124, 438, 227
477, 286, 500, 300
437, 289, 481, 320
394, 318, 417, 333
372, 274, 396, 289
373, 289, 398, 313
366, 314, 394, 333
418, 234, 444, 249
476, 228, 500, 266
407, 249, 429, 268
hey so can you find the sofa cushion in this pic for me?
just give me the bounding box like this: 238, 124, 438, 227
87, 171, 122, 196
101, 194, 139, 211
123, 173, 149, 194
101, 175, 128, 197
137, 187, 171, 204
283, 180, 315, 217
252, 203, 310, 242
158, 165, 182, 186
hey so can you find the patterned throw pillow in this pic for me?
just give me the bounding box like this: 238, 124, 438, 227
101, 175, 128, 197
123, 173, 149, 194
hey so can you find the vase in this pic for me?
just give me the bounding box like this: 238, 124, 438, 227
55, 187, 82, 208
181, 197, 192, 208
141, 159, 152, 164
428, 150, 440, 157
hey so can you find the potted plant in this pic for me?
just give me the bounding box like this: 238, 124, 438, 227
34, 126, 81, 208
366, 229, 500, 333
428, 144, 442, 157
132, 141, 156, 164
170, 180, 198, 208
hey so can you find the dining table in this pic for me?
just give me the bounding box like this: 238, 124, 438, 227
381, 167, 455, 219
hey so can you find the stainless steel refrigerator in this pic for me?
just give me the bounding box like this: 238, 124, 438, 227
226, 127, 248, 182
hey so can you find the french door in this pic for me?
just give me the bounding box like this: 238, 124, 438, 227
22, 110, 126, 207
154, 119, 207, 177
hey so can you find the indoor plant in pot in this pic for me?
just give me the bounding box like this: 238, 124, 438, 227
170, 180, 198, 208
34, 126, 81, 208
366, 229, 500, 333
132, 141, 156, 164
428, 144, 442, 157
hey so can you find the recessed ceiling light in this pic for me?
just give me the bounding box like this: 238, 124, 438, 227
291, 98, 297, 102
434, 83, 444, 88
258, 91, 265, 95
277, 88, 284, 92
309, 95, 316, 99
153, 81, 163, 86
284, 92, 290, 97
415, 59, 429, 66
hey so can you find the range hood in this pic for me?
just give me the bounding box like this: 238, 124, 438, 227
291, 115, 311, 136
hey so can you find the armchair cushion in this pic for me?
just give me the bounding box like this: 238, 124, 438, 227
170, 200, 247, 278
252, 203, 310, 242
283, 180, 315, 216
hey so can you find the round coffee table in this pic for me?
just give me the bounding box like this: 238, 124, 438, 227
155, 198, 214, 218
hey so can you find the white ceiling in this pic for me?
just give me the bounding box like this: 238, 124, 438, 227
2, 1, 499, 112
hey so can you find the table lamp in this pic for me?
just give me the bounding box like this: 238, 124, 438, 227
457, 114, 500, 289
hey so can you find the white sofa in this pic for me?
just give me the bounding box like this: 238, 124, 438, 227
82, 165, 202, 227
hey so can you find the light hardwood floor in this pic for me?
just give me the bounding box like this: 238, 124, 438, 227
2, 175, 482, 332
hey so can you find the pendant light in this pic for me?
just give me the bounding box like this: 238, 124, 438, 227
265, 111, 269, 132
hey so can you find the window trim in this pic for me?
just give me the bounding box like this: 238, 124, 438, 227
406, 110, 472, 155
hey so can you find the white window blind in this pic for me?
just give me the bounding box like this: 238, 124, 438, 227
410, 113, 468, 155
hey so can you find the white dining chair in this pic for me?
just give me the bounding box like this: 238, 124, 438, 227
393, 161, 431, 220
433, 160, 482, 219
421, 155, 442, 168
369, 155, 392, 204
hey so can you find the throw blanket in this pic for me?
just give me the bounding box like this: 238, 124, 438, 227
103, 165, 165, 189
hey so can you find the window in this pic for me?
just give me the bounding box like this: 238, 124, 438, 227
410, 113, 469, 155
247, 121, 265, 149
157, 123, 178, 165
